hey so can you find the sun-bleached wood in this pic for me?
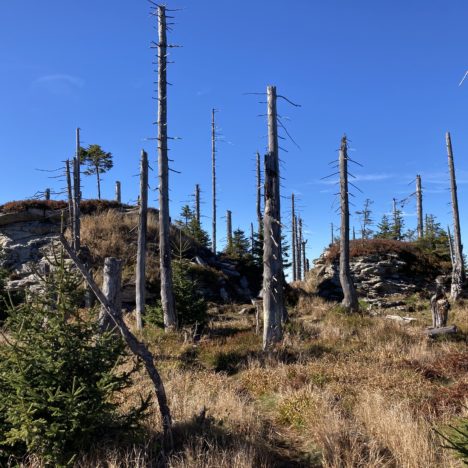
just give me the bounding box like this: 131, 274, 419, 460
416, 175, 423, 239
72, 128, 81, 252
211, 109, 217, 255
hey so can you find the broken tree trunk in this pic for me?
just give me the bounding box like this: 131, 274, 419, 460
263, 85, 285, 349
195, 183, 200, 224
115, 181, 121, 203
72, 128, 81, 252
291, 194, 297, 281
339, 135, 359, 312
157, 5, 177, 329
136, 150, 148, 331
99, 258, 122, 332
416, 175, 423, 240
211, 109, 217, 255
446, 132, 465, 300
302, 238, 307, 279
226, 210, 232, 250
297, 217, 303, 281
426, 326, 457, 338
45, 188, 50, 201
59, 235, 173, 450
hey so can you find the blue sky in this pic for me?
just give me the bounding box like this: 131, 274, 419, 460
1, 1, 468, 268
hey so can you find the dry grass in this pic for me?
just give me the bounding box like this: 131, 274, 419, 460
13, 295, 468, 467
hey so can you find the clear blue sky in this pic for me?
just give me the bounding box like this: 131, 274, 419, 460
1, 0, 468, 269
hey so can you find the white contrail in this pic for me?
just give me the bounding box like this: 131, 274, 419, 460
459, 70, 468, 86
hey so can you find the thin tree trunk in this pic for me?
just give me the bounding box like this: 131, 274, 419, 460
352, 226, 356, 240
211, 109, 217, 255
195, 184, 200, 224
302, 239, 307, 280
59, 235, 173, 450
250, 222, 254, 255
73, 128, 81, 252
446, 132, 465, 300
263, 85, 284, 349
96, 164, 101, 200
448, 225, 454, 266
297, 217, 303, 281
65, 159, 73, 233
256, 151, 262, 235
115, 181, 121, 203
291, 193, 297, 281
331, 222, 334, 245
136, 150, 148, 331
226, 210, 232, 250
157, 5, 177, 329
99, 257, 122, 332
416, 174, 423, 240
339, 135, 359, 312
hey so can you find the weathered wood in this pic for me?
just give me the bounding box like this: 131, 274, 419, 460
59, 235, 173, 449
115, 181, 121, 203
211, 109, 217, 255
256, 151, 262, 235
157, 5, 177, 329
136, 150, 148, 331
263, 85, 285, 349
195, 184, 201, 224
250, 222, 254, 255
45, 188, 50, 201
226, 210, 232, 250
392, 198, 401, 240
72, 128, 81, 252
426, 325, 457, 338
430, 287, 450, 328
416, 175, 423, 239
385, 315, 417, 324
447, 225, 454, 265
65, 159, 73, 232
297, 217, 303, 281
302, 238, 307, 279
291, 194, 297, 281
339, 135, 359, 312
331, 222, 334, 245
446, 132, 465, 300
99, 258, 122, 332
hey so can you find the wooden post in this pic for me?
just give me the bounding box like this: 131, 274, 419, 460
263, 85, 285, 349
73, 128, 81, 252
136, 150, 148, 331
226, 210, 232, 250
115, 181, 121, 203
256, 151, 262, 235
59, 236, 173, 449
339, 135, 359, 312
157, 5, 177, 329
416, 175, 423, 240
446, 132, 465, 300
211, 109, 217, 255
65, 160, 73, 234
291, 194, 297, 281
195, 184, 201, 224
297, 218, 303, 281
99, 258, 122, 332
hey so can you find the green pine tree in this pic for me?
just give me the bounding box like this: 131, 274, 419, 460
80, 144, 113, 200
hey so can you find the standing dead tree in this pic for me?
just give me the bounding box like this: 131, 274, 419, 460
211, 109, 217, 255
226, 210, 232, 251
339, 135, 359, 312
447, 225, 454, 265
65, 159, 73, 234
330, 222, 334, 245
115, 181, 121, 203
156, 5, 176, 329
256, 152, 262, 235
195, 183, 201, 224
416, 175, 423, 240
136, 150, 148, 331
297, 217, 303, 281
263, 85, 285, 349
250, 222, 254, 254
291, 193, 297, 281
59, 236, 173, 450
99, 258, 122, 332
446, 132, 465, 300
72, 128, 81, 252
302, 238, 307, 279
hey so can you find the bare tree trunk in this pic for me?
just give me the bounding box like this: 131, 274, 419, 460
446, 132, 465, 300
45, 188, 50, 200
59, 236, 173, 450
136, 150, 148, 331
416, 174, 423, 239
392, 198, 401, 240
195, 184, 200, 224
96, 164, 101, 200
115, 181, 121, 203
302, 239, 307, 280
99, 257, 122, 332
331, 222, 334, 245
211, 109, 217, 255
65, 160, 74, 234
297, 217, 303, 281
339, 135, 359, 312
352, 226, 356, 240
263, 85, 284, 350
226, 210, 232, 250
448, 225, 454, 266
291, 193, 297, 281
250, 222, 254, 255
256, 151, 262, 234
73, 128, 81, 252
157, 5, 177, 329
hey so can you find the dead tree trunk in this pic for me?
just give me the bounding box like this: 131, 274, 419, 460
115, 181, 121, 203
59, 236, 173, 450
446, 132, 465, 300
263, 85, 285, 349
65, 159, 73, 232
416, 174, 423, 240
250, 222, 254, 255
195, 184, 201, 224
392, 198, 401, 241
96, 165, 101, 200
211, 109, 217, 255
72, 128, 81, 252
157, 5, 177, 329
302, 239, 307, 279
291, 193, 297, 281
339, 135, 359, 312
331, 222, 334, 245
352, 226, 356, 240
45, 188, 50, 200
99, 258, 122, 332
297, 217, 303, 281
226, 210, 232, 250
136, 150, 148, 331
256, 151, 262, 235
448, 225, 454, 266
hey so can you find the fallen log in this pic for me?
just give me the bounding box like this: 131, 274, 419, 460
385, 315, 417, 324
425, 325, 458, 338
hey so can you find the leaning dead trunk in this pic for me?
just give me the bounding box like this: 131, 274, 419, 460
157, 5, 177, 329
416, 175, 423, 240
136, 150, 148, 330
72, 128, 81, 252
339, 135, 359, 312
263, 85, 285, 349
446, 132, 464, 300
65, 159, 73, 234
